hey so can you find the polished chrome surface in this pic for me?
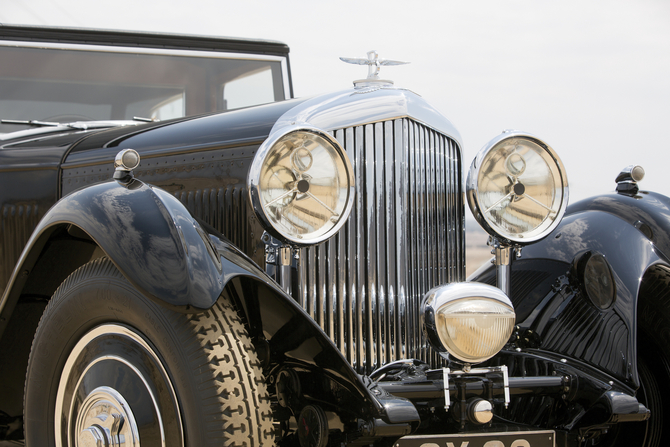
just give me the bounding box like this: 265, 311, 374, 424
296, 118, 464, 374
616, 164, 645, 194
0, 120, 140, 141
248, 125, 356, 245
115, 149, 141, 171
76, 386, 140, 447
493, 243, 513, 296
340, 50, 408, 81
469, 398, 494, 424
466, 131, 569, 244
271, 86, 462, 149
423, 282, 513, 311
262, 232, 295, 294
616, 165, 645, 183
56, 324, 181, 447
422, 282, 514, 363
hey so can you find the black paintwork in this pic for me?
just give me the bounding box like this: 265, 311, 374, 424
64, 98, 306, 162
0, 127, 97, 293
2, 174, 392, 422
0, 99, 307, 295
470, 191, 670, 389
568, 191, 670, 261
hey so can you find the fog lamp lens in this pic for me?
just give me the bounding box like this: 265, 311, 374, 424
422, 283, 516, 364
437, 298, 515, 363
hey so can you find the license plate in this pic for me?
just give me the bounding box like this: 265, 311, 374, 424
394, 430, 555, 447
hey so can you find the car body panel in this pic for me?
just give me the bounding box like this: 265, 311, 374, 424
470, 191, 670, 389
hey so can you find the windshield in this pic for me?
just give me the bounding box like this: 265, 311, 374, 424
0, 43, 287, 134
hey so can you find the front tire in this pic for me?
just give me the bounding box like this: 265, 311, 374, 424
24, 257, 274, 446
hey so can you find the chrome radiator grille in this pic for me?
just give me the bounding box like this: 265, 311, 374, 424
297, 118, 464, 374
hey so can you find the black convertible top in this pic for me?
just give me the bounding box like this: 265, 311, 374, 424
0, 23, 290, 57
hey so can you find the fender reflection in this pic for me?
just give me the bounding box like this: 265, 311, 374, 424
3, 179, 227, 310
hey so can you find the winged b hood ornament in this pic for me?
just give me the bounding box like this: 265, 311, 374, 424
340, 50, 409, 86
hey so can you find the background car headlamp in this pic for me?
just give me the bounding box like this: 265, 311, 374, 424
467, 131, 568, 244
249, 126, 355, 245
422, 283, 516, 364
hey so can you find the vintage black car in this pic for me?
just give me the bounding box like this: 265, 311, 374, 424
0, 24, 668, 447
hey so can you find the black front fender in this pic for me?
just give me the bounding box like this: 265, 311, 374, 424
0, 178, 405, 424
2, 178, 228, 311
471, 191, 670, 388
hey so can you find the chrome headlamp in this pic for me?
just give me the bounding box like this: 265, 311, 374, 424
422, 283, 515, 364
467, 131, 568, 244
248, 126, 355, 245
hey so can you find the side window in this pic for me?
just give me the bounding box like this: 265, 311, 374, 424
150, 93, 185, 120
222, 67, 275, 110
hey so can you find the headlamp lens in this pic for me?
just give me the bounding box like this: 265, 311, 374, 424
254, 129, 354, 244
468, 133, 568, 243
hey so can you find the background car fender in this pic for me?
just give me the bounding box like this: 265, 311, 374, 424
0, 177, 403, 423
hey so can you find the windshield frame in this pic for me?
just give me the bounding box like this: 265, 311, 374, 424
0, 40, 292, 100
0, 38, 292, 133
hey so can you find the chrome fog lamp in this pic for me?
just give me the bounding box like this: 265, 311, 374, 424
422, 283, 515, 364
249, 126, 355, 245
114, 148, 140, 171
467, 131, 568, 244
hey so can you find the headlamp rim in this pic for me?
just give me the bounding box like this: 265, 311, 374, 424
248, 124, 355, 246
466, 130, 569, 245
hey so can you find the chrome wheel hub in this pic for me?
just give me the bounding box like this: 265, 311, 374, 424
76, 386, 139, 447
55, 324, 183, 447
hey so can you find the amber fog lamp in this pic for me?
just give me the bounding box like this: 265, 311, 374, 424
572, 251, 616, 310
249, 126, 355, 245
467, 131, 568, 244
422, 283, 516, 364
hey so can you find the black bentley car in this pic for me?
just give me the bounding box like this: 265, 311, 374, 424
0, 24, 668, 447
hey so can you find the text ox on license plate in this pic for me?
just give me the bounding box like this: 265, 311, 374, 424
394, 430, 555, 447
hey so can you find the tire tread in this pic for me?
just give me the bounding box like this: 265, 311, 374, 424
25, 257, 274, 447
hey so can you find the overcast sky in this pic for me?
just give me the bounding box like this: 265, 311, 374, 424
2, 0, 669, 204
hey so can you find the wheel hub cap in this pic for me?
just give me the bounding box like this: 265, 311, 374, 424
76, 386, 140, 447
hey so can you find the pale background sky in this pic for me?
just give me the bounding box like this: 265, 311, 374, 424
2, 0, 669, 206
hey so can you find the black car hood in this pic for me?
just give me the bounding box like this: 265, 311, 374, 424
63, 98, 309, 167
